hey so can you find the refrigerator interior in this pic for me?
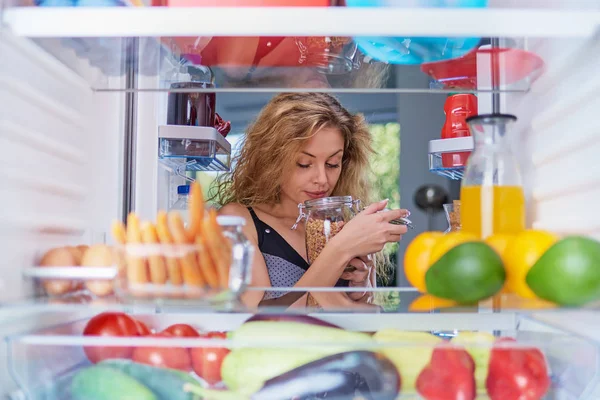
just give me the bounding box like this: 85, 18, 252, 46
1, 1, 600, 398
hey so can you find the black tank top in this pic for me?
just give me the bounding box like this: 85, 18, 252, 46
248, 207, 348, 300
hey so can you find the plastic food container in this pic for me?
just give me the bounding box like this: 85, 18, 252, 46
443, 201, 461, 233
8, 307, 593, 400
114, 217, 253, 303
24, 244, 118, 299
344, 0, 488, 65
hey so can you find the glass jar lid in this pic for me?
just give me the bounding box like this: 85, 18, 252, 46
291, 196, 360, 230
304, 195, 354, 209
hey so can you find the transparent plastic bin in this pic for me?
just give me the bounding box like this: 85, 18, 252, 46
23, 266, 118, 299
5, 310, 600, 400
113, 243, 250, 304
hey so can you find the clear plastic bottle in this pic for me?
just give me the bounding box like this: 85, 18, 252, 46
216, 216, 254, 293
171, 185, 191, 226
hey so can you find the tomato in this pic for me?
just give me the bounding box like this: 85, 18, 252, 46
133, 319, 152, 336
83, 312, 140, 363
190, 332, 230, 386
486, 338, 550, 400
163, 324, 200, 337
416, 344, 476, 400
132, 332, 192, 371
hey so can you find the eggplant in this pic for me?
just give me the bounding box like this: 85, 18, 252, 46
250, 351, 401, 400
244, 313, 341, 329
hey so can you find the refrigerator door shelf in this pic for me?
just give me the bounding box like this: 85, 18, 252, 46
158, 125, 232, 172
428, 136, 474, 180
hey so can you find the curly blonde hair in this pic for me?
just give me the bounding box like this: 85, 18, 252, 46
212, 93, 391, 281
213, 93, 374, 208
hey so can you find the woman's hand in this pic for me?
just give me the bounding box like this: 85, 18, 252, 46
332, 199, 409, 261
341, 256, 373, 301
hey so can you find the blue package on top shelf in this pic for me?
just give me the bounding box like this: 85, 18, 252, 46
345, 0, 489, 65
345, 0, 487, 7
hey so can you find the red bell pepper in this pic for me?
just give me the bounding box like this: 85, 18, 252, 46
416, 343, 476, 400
486, 338, 550, 400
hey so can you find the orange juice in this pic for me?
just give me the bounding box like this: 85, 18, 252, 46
460, 185, 525, 239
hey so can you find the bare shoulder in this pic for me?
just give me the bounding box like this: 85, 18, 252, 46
219, 202, 250, 218
218, 203, 257, 242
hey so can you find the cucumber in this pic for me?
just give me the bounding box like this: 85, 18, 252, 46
71, 366, 157, 400
99, 359, 200, 400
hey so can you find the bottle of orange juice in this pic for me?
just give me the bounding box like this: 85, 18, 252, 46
460, 114, 525, 239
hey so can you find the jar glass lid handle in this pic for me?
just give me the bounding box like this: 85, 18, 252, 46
291, 203, 306, 230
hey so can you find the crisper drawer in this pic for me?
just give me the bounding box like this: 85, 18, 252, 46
5, 311, 600, 400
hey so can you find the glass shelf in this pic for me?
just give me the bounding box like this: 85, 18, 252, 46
2, 288, 599, 315
4, 0, 597, 93
6, 34, 552, 92
5, 4, 600, 37
2, 7, 566, 93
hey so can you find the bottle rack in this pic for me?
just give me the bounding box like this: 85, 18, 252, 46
158, 125, 232, 174
428, 136, 474, 180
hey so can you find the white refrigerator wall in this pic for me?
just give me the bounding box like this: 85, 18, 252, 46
503, 36, 600, 240
0, 32, 124, 301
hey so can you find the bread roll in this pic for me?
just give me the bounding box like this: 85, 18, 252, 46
76, 245, 90, 259
66, 246, 83, 265
39, 247, 76, 295
69, 245, 89, 290
81, 244, 115, 297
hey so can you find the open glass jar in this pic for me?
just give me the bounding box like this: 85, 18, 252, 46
293, 196, 361, 264
292, 196, 361, 307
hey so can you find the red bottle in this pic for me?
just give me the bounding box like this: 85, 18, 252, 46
441, 93, 478, 168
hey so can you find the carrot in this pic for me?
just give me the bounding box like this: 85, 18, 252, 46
187, 181, 205, 242
168, 211, 205, 287
141, 222, 168, 284
156, 211, 183, 286
125, 213, 149, 284
204, 209, 232, 288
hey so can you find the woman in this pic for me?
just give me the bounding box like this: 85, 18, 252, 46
215, 93, 408, 308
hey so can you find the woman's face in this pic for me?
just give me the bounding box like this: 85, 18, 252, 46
280, 126, 345, 205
